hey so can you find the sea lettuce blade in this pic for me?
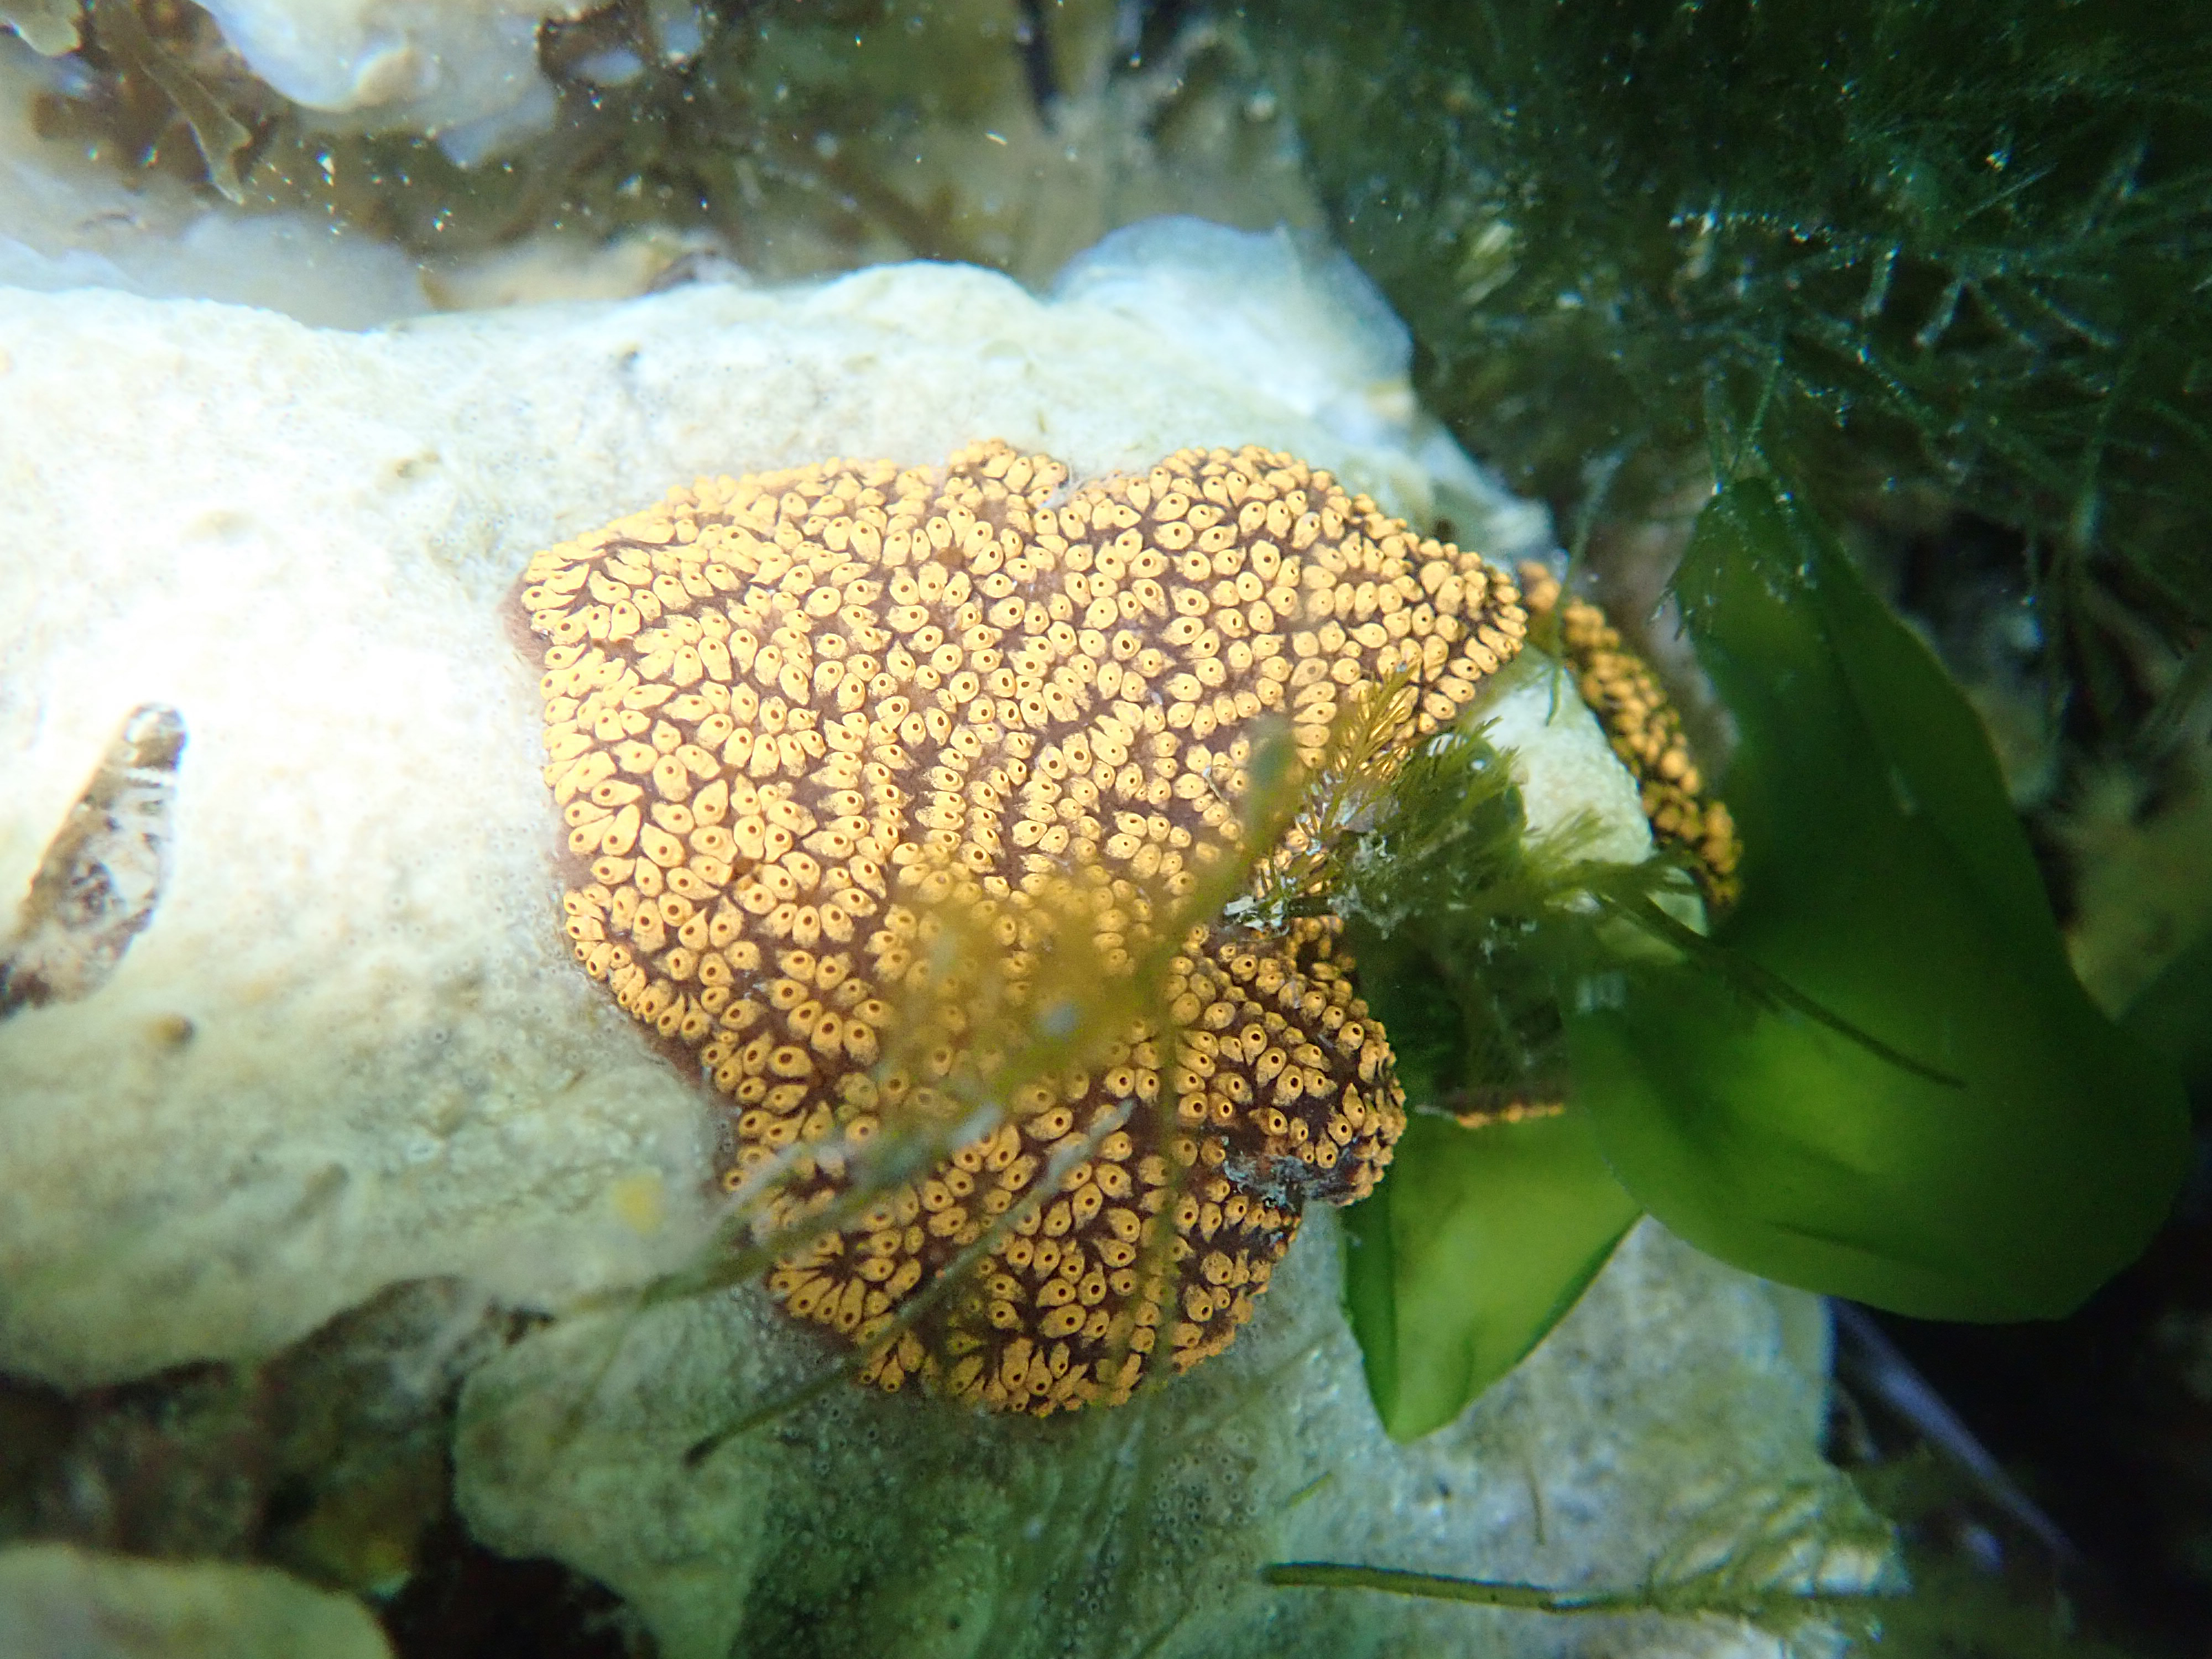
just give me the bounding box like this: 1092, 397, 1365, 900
1566, 479, 2188, 1319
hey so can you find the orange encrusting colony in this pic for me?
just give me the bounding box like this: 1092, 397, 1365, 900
518, 440, 1528, 1413
1517, 562, 1743, 910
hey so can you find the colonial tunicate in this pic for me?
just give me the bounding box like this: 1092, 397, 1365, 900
517, 440, 1528, 1413
1518, 562, 1742, 908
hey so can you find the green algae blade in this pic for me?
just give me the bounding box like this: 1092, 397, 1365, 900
1264, 1561, 1631, 1610
1267, 1469, 1904, 1619
1567, 478, 2189, 1319
1342, 1107, 1639, 1441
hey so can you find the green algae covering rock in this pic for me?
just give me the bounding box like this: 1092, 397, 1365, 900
454, 1216, 1866, 1659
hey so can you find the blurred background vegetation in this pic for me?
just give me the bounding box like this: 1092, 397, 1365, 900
1270, 0, 2212, 1014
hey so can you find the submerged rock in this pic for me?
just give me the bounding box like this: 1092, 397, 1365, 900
0, 46, 436, 326
0, 241, 1548, 1388
454, 1215, 1854, 1659
0, 1543, 390, 1659
179, 0, 599, 153
0, 226, 1869, 1652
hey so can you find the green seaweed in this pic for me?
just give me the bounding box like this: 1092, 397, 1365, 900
1249, 24, 2205, 1621
1260, 0, 2200, 1426
1276, 0, 2212, 714
1340, 1108, 1638, 1441
1333, 479, 2188, 1437
2121, 922, 2212, 1104
1269, 1458, 2149, 1655
1566, 479, 2189, 1318
1267, 1473, 1902, 1633
1324, 716, 1656, 1437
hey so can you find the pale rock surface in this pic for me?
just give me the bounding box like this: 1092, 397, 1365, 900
194, 0, 591, 152
0, 44, 435, 326
0, 222, 1866, 1656
178, 0, 701, 158
0, 251, 1597, 1388
0, 1544, 392, 1659
1055, 217, 1558, 571
453, 1215, 1862, 1659
1480, 650, 1656, 866
0, 44, 739, 325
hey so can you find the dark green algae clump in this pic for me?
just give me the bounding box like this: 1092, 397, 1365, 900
1274, 0, 2212, 656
